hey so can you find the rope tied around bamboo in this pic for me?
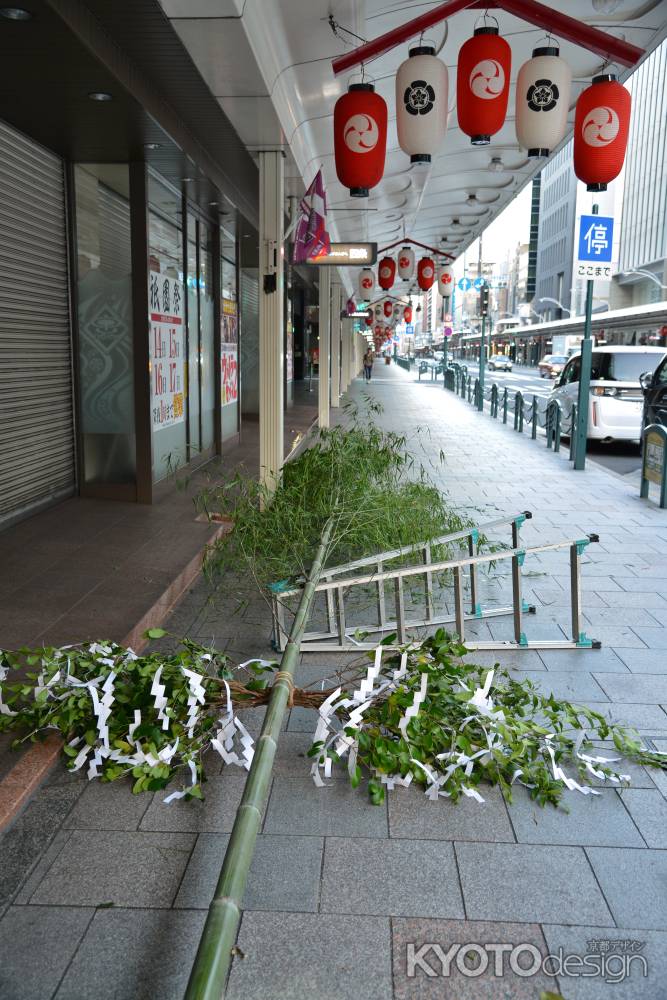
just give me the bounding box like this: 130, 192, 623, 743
218, 676, 339, 710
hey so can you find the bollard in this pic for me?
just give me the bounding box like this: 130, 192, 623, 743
531, 395, 538, 439
503, 388, 508, 424
569, 404, 577, 461
514, 391, 523, 432
554, 404, 561, 452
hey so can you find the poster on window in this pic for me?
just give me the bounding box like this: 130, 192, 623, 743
221, 297, 238, 406
286, 327, 294, 382
149, 271, 184, 429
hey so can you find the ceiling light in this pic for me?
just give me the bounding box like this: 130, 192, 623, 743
451, 218, 460, 227
88, 91, 113, 102
466, 193, 477, 206
144, 142, 160, 150
0, 7, 32, 18
489, 157, 504, 173
209, 201, 218, 207
182, 177, 194, 183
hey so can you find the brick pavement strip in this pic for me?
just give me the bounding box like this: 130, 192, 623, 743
1, 368, 667, 998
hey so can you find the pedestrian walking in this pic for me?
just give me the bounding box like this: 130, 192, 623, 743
363, 348, 374, 382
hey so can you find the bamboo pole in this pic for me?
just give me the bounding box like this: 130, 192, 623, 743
184, 517, 335, 1000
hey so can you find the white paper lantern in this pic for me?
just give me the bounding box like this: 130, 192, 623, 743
392, 303, 402, 322
396, 46, 449, 163
374, 303, 384, 321
397, 245, 415, 280
437, 264, 454, 297
359, 268, 375, 299
515, 47, 571, 157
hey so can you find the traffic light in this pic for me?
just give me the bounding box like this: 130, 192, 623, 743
480, 284, 489, 317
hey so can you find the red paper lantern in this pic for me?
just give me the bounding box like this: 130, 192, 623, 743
573, 74, 631, 192
457, 26, 511, 145
374, 324, 384, 340
334, 83, 388, 198
417, 257, 436, 290
403, 305, 413, 324
365, 310, 373, 327
383, 299, 393, 318
378, 256, 396, 290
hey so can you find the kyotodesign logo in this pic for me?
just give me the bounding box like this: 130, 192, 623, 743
470, 59, 505, 99
344, 114, 380, 153
582, 106, 620, 146
403, 80, 436, 116
527, 79, 559, 112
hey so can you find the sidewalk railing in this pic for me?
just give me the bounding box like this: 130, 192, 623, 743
445, 366, 580, 465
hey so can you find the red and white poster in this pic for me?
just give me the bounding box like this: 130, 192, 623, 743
149, 271, 184, 429
221, 297, 238, 407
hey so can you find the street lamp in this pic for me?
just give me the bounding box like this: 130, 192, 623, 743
538, 296, 572, 315
621, 269, 667, 291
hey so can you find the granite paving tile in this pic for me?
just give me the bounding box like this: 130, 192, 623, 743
0, 905, 94, 1000
509, 669, 608, 702
225, 911, 392, 1000
139, 774, 248, 833
507, 786, 644, 847
585, 847, 667, 929
320, 838, 464, 918
174, 833, 323, 912
54, 908, 206, 1000
28, 830, 195, 908
392, 918, 554, 1000
455, 842, 614, 925
538, 648, 629, 672
63, 776, 151, 831
263, 775, 388, 838
541, 924, 667, 1000
593, 674, 667, 704
618, 789, 667, 848
388, 783, 514, 843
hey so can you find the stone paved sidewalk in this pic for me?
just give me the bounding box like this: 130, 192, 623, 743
1, 362, 667, 1000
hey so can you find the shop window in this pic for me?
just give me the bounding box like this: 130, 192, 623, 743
74, 164, 135, 485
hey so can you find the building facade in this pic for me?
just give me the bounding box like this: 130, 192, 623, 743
534, 142, 577, 321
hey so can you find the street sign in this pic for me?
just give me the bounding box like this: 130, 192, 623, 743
406, 324, 414, 335
458, 277, 472, 292
443, 326, 453, 337
444, 313, 452, 322
473, 276, 486, 291
575, 214, 614, 282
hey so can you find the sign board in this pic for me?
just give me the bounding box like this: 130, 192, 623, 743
300, 242, 377, 266
576, 214, 614, 282
444, 313, 452, 322
405, 324, 414, 335
473, 276, 486, 291
149, 271, 184, 430
458, 277, 472, 292
640, 424, 667, 508
221, 297, 238, 406
443, 325, 453, 337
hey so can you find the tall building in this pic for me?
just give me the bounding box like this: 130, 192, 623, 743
534, 141, 577, 320
614, 38, 667, 307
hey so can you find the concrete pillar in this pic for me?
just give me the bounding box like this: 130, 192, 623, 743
331, 281, 341, 409
341, 320, 350, 394
258, 150, 285, 494
318, 268, 331, 429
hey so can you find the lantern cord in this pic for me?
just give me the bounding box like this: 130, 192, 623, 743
327, 15, 368, 48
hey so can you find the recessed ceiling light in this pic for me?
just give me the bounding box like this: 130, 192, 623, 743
182, 177, 194, 183
0, 7, 32, 19
88, 91, 113, 102
144, 142, 161, 150
489, 156, 504, 173
209, 200, 218, 207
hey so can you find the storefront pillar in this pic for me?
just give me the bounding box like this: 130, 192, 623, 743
258, 150, 284, 493
318, 268, 331, 428
331, 280, 342, 409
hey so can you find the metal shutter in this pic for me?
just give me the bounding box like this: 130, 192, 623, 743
0, 120, 74, 526
240, 268, 259, 415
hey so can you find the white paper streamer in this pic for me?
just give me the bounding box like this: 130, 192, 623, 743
399, 672, 428, 738
150, 666, 170, 731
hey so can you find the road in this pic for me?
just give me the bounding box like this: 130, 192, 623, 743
445, 362, 643, 477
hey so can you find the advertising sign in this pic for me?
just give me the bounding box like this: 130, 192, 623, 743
300, 242, 377, 266
221, 296, 238, 407
149, 271, 184, 430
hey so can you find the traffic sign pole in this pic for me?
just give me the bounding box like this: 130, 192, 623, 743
478, 312, 486, 411
574, 203, 598, 470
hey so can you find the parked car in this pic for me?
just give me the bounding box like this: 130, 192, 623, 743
539, 354, 568, 378
640, 352, 667, 428
550, 346, 667, 443
488, 355, 512, 371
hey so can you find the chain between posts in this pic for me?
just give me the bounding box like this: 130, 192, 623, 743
442, 365, 581, 466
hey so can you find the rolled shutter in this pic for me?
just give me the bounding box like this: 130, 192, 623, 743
0, 120, 74, 525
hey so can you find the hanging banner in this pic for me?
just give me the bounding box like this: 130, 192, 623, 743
221, 297, 239, 407
149, 271, 184, 430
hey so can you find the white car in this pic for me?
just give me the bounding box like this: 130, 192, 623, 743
550, 346, 667, 443
488, 355, 512, 371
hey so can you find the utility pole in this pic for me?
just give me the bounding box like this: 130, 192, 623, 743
573, 204, 597, 470
478, 233, 486, 411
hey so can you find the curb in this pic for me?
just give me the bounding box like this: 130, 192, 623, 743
0, 522, 228, 833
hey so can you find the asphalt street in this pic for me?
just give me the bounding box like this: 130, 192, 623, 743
437, 362, 643, 477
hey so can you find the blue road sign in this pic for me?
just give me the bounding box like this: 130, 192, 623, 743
577, 214, 614, 263
473, 276, 486, 291
458, 277, 472, 291
405, 324, 414, 335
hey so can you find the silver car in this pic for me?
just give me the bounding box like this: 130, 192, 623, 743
488, 355, 512, 372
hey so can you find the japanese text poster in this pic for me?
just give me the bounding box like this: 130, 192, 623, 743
149, 271, 185, 429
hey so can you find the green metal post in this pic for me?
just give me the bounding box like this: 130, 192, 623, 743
478, 314, 486, 411
569, 403, 577, 461
184, 518, 335, 1000
531, 395, 538, 439
574, 203, 598, 470
443, 335, 448, 389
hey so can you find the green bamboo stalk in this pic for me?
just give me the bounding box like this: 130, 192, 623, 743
184, 516, 335, 1000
